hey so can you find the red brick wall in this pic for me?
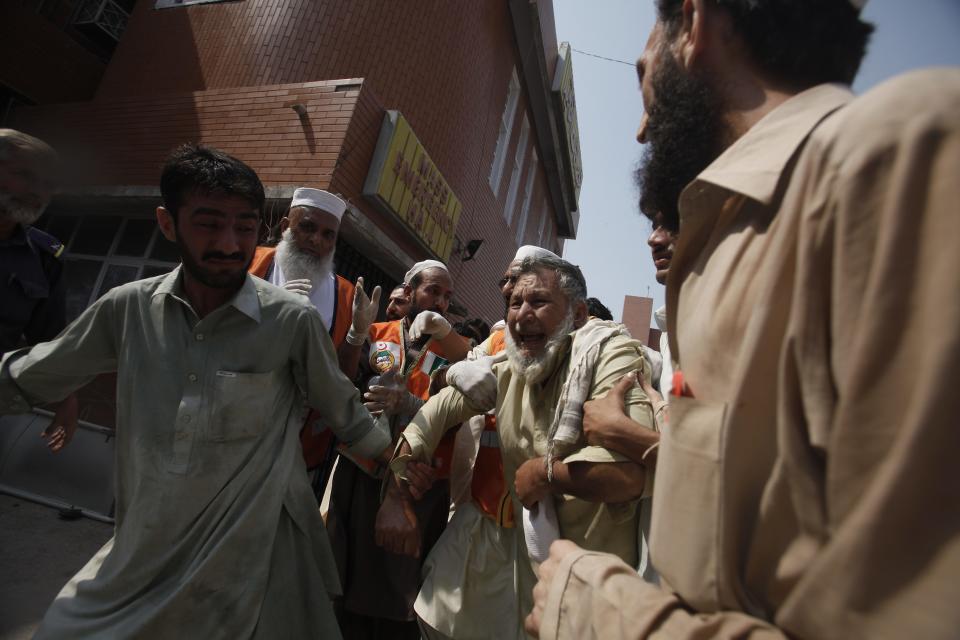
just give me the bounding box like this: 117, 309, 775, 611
12, 80, 356, 190
15, 0, 565, 323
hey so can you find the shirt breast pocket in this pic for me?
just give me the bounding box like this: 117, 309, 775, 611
208, 370, 279, 441
649, 394, 726, 610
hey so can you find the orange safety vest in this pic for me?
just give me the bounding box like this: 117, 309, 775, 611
366, 319, 460, 479
470, 329, 515, 527
249, 246, 356, 468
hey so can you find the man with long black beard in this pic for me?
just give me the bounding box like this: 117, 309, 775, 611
527, 1, 960, 638
377, 256, 657, 638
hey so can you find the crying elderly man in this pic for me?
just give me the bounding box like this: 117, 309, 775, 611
376, 255, 660, 639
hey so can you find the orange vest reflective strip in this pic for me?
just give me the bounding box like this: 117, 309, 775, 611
468, 329, 515, 527
330, 275, 354, 346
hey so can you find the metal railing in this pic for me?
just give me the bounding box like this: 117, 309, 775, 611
74, 0, 129, 41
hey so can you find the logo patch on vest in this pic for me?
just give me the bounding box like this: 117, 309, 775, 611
372, 341, 399, 373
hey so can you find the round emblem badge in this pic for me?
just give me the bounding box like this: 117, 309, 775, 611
374, 348, 397, 372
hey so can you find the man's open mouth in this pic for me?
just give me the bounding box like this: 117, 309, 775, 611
517, 333, 546, 349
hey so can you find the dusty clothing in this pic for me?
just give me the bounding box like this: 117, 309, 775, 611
0, 267, 389, 638
399, 329, 655, 635
541, 70, 960, 639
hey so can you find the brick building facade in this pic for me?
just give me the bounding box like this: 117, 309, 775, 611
4, 0, 582, 327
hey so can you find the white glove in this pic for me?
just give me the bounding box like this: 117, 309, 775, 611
282, 278, 312, 297
346, 276, 381, 346
408, 310, 451, 341
446, 355, 498, 411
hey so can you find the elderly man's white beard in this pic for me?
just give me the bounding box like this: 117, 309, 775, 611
0, 192, 44, 226
275, 228, 334, 282
505, 309, 575, 384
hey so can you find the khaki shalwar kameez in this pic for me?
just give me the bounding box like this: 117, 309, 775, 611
0, 267, 390, 639
539, 70, 960, 639
397, 330, 656, 638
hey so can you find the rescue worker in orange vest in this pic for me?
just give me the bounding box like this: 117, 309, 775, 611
248, 187, 358, 485
403, 245, 564, 640
385, 284, 411, 321
328, 258, 470, 640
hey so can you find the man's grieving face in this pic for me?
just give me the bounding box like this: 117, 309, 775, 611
167, 191, 260, 290
505, 268, 576, 384
635, 22, 727, 232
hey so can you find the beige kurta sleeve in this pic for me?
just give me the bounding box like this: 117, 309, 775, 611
540, 550, 784, 640
0, 289, 119, 413
390, 385, 482, 477
561, 334, 657, 499
291, 304, 390, 459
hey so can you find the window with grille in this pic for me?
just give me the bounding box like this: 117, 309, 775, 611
39, 212, 180, 321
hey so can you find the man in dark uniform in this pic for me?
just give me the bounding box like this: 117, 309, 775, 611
0, 128, 77, 450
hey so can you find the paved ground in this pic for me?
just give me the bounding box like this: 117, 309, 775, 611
0, 494, 112, 639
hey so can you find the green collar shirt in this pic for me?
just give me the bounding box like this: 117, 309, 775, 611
1, 266, 389, 638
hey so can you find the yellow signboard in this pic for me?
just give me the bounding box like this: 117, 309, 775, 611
363, 111, 462, 262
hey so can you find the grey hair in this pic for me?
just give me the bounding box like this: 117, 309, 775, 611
516, 256, 588, 304
0, 128, 57, 164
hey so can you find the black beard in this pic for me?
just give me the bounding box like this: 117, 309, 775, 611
174, 233, 251, 290
636, 49, 727, 232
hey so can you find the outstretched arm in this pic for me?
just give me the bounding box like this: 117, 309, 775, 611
2, 294, 119, 415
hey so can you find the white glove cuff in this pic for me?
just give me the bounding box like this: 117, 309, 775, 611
346, 328, 368, 346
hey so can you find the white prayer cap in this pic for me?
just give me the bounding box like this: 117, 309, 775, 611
404, 259, 449, 284
289, 187, 346, 221
513, 245, 559, 263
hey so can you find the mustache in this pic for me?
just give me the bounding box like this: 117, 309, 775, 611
202, 251, 245, 262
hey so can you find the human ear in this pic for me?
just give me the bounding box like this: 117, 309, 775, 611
573, 300, 589, 329
677, 0, 708, 71
156, 207, 177, 242
279, 216, 290, 233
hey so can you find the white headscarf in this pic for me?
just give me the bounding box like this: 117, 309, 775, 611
404, 259, 449, 284
513, 245, 559, 263
290, 188, 346, 220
